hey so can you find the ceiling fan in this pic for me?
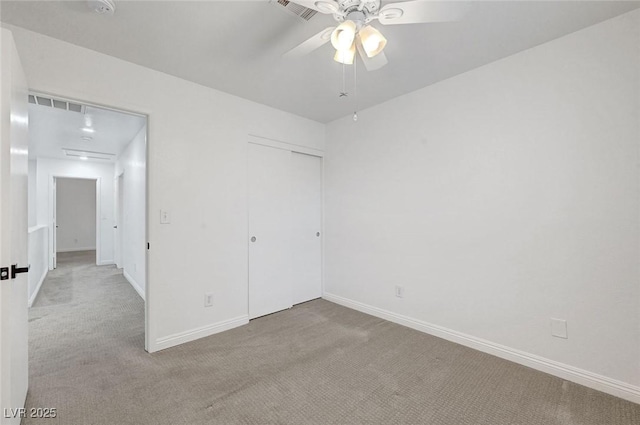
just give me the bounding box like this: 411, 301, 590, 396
284, 0, 469, 71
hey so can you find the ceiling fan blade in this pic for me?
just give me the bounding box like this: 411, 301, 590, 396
285, 0, 339, 14
378, 1, 470, 25
283, 27, 335, 58
356, 38, 388, 71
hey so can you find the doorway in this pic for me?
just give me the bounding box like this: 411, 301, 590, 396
52, 177, 98, 268
27, 91, 149, 350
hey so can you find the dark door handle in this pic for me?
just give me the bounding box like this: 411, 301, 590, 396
113, 225, 118, 229
11, 264, 30, 279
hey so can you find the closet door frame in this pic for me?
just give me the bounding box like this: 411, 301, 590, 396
247, 135, 324, 319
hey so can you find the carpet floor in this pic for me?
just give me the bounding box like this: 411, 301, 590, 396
25, 250, 639, 424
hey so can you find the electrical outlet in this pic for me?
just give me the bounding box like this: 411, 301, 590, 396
395, 285, 404, 298
551, 318, 568, 339
204, 293, 213, 307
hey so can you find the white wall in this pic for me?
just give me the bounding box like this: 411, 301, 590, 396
8, 25, 325, 352
35, 158, 115, 265
115, 125, 146, 300
324, 9, 640, 400
27, 225, 47, 306
55, 178, 96, 252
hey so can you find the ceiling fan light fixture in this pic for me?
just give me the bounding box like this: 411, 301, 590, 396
331, 20, 357, 51
359, 25, 387, 58
333, 42, 356, 65
315, 0, 339, 14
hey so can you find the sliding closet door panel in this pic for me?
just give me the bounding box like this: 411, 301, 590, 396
248, 143, 293, 319
291, 152, 322, 305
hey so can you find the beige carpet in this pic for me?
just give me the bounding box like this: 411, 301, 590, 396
26, 250, 639, 424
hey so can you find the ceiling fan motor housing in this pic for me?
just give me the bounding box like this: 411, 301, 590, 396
333, 0, 380, 23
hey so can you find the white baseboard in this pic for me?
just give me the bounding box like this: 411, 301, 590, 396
322, 292, 640, 405
97, 260, 114, 266
153, 315, 249, 352
28, 269, 48, 308
56, 247, 96, 253
123, 269, 145, 301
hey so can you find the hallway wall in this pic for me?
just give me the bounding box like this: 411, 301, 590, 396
56, 178, 96, 253
27, 225, 47, 306
115, 125, 146, 300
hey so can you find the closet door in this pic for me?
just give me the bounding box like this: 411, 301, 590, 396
291, 152, 322, 304
248, 143, 293, 319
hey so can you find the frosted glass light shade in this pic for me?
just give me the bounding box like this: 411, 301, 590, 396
331, 20, 357, 51
333, 42, 356, 65
359, 25, 387, 58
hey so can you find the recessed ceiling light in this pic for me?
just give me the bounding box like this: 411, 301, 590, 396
79, 156, 88, 161
82, 127, 95, 133
81, 136, 93, 141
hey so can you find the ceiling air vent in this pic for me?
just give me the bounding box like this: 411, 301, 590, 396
36, 96, 52, 107
63, 148, 115, 161
272, 0, 318, 21
52, 99, 67, 110
29, 93, 86, 114
68, 102, 83, 113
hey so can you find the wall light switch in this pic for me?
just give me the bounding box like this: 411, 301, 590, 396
204, 293, 213, 307
551, 318, 568, 339
160, 210, 170, 224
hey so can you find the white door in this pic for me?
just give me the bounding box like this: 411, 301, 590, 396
0, 28, 30, 425
248, 143, 293, 319
291, 152, 322, 304
51, 177, 57, 269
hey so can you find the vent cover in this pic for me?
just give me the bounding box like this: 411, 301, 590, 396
272, 0, 318, 21
63, 148, 115, 161
29, 93, 85, 114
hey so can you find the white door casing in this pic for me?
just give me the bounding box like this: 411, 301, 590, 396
115, 173, 124, 269
0, 27, 30, 425
51, 177, 56, 269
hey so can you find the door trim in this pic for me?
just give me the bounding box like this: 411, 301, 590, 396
248, 134, 324, 158
28, 90, 151, 352
49, 176, 101, 268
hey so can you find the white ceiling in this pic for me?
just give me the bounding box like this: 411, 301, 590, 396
28, 99, 146, 162
2, 1, 639, 123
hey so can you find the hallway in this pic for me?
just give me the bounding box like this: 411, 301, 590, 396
26, 250, 145, 423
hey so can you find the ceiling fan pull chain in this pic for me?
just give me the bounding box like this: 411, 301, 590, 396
353, 54, 358, 122
339, 62, 348, 98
